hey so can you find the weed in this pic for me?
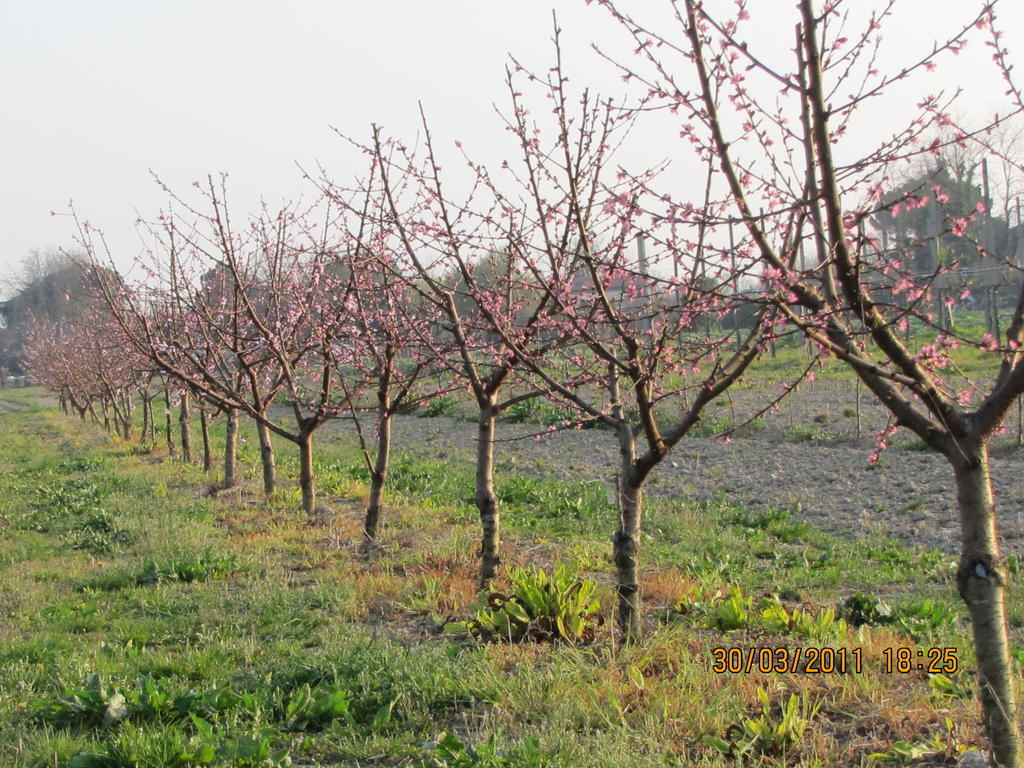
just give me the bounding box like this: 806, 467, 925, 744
703, 586, 754, 631
891, 599, 960, 641
424, 731, 542, 768
138, 549, 242, 586
68, 722, 193, 768
837, 592, 894, 626
903, 438, 931, 452
692, 413, 735, 438
463, 565, 602, 643
186, 717, 292, 767
501, 398, 582, 428
865, 718, 964, 766
281, 683, 355, 731
420, 395, 460, 418
498, 476, 609, 527
34, 674, 129, 728
788, 423, 829, 442
704, 687, 820, 759
927, 673, 973, 701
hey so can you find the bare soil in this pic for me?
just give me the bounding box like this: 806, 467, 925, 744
342, 376, 1024, 557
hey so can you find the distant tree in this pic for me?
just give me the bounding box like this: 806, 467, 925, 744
872, 158, 1011, 273
1, 250, 91, 376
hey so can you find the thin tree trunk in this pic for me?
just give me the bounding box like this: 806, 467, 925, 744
298, 431, 316, 515
121, 391, 133, 440
179, 393, 192, 463
363, 405, 393, 546
953, 440, 1020, 768
613, 421, 642, 639
223, 407, 238, 489
141, 395, 151, 443
257, 419, 276, 494
475, 399, 501, 587
163, 385, 175, 458
110, 391, 130, 441
199, 399, 212, 473
100, 398, 111, 432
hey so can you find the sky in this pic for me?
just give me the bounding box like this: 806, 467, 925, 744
1, 0, 1022, 294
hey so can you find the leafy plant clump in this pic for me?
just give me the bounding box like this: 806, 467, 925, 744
464, 565, 602, 644
674, 586, 847, 640
419, 395, 460, 418
836, 593, 959, 639
423, 731, 542, 768
704, 687, 820, 759
137, 549, 242, 585
24, 479, 133, 552
501, 398, 588, 428
837, 592, 894, 626
34, 674, 128, 728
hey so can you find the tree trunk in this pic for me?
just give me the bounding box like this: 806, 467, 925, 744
298, 431, 316, 515
363, 406, 393, 546
141, 395, 151, 443
223, 407, 238, 489
179, 394, 192, 463
475, 399, 501, 587
613, 421, 642, 639
120, 391, 133, 440
257, 419, 276, 494
199, 399, 212, 473
163, 385, 175, 458
953, 440, 1021, 768
100, 398, 111, 432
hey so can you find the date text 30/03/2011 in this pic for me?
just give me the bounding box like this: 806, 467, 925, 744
710, 647, 959, 675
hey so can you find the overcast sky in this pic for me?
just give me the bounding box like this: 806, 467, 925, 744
1, 0, 1021, 291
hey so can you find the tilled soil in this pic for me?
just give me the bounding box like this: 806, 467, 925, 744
328, 376, 1024, 557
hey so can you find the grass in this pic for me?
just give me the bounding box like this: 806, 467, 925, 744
0, 388, 1014, 766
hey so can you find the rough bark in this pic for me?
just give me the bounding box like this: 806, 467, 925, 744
120, 391, 133, 440
298, 431, 316, 515
256, 419, 276, 495
475, 399, 501, 587
179, 393, 192, 463
363, 404, 393, 546
613, 421, 642, 639
953, 440, 1021, 768
163, 385, 175, 458
223, 407, 238, 489
198, 399, 212, 473
140, 396, 151, 443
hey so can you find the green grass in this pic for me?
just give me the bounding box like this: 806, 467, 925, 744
0, 389, 1010, 767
